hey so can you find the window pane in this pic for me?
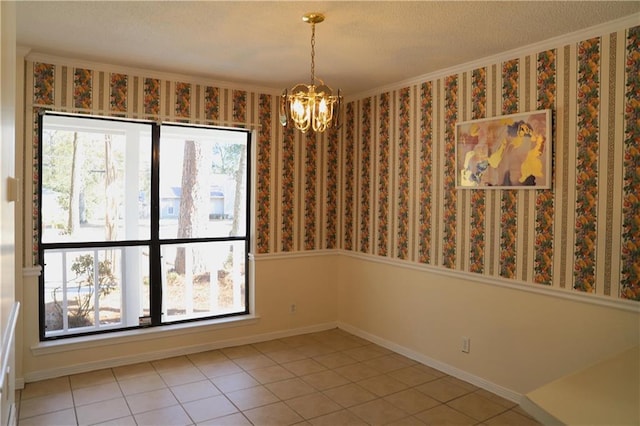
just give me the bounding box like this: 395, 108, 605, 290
41, 114, 152, 243
43, 246, 149, 337
159, 126, 247, 239
161, 241, 246, 321
39, 115, 251, 340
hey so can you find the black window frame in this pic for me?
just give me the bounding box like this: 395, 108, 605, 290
38, 112, 252, 341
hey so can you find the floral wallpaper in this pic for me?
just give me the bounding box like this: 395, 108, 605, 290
25, 20, 639, 305
73, 68, 92, 110
325, 126, 339, 249
499, 59, 519, 279
343, 102, 356, 251
33, 63, 54, 105
622, 25, 640, 301
360, 98, 372, 253
397, 88, 411, 260
377, 93, 390, 257
469, 68, 487, 274
143, 78, 160, 116
232, 90, 247, 124
110, 73, 128, 114
31, 63, 55, 259
205, 86, 219, 121
281, 122, 295, 252
175, 82, 191, 119
442, 75, 458, 269
574, 38, 601, 293
534, 50, 557, 285
304, 132, 317, 250
418, 82, 433, 264
256, 94, 271, 254
339, 23, 640, 303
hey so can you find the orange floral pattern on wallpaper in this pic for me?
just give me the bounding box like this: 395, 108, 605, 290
534, 49, 557, 285
419, 82, 433, 264
144, 78, 160, 116
205, 86, 220, 121
397, 87, 411, 260
344, 102, 356, 251
325, 126, 339, 249
377, 93, 390, 257
360, 98, 372, 253
443, 75, 458, 269
233, 90, 247, 125
573, 37, 601, 293
34, 62, 54, 105
73, 68, 92, 110
304, 132, 317, 250
31, 63, 55, 260
281, 121, 295, 252
256, 94, 271, 254
469, 68, 487, 273
31, 106, 41, 262
500, 59, 519, 279
110, 73, 128, 114
175, 82, 191, 119
622, 25, 640, 301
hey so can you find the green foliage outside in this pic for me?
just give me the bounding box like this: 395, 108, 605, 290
50, 254, 118, 328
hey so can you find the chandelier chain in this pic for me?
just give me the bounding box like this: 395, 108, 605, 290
310, 23, 316, 85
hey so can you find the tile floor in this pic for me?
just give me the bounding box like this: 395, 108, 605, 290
16, 329, 540, 425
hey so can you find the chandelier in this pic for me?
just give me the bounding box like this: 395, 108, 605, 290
280, 13, 342, 133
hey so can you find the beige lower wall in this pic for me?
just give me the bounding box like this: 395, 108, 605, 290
18, 253, 338, 382
18, 250, 639, 398
336, 253, 640, 395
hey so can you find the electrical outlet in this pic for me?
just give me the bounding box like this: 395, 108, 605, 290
290, 304, 297, 314
461, 336, 471, 353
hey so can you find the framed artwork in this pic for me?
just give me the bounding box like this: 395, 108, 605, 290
455, 109, 552, 189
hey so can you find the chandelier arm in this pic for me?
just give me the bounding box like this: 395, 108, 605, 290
335, 89, 342, 130
279, 89, 289, 127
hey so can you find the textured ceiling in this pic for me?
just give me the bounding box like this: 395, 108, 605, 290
16, 1, 640, 95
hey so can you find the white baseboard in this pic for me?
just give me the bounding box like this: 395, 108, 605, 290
519, 395, 563, 425
21, 321, 338, 384
337, 321, 523, 404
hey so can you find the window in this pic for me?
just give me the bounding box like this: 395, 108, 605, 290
38, 113, 251, 340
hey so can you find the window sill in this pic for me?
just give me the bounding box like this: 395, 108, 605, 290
31, 314, 261, 356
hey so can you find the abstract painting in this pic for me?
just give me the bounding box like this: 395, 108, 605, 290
456, 110, 552, 189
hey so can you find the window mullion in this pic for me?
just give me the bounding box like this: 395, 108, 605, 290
150, 123, 163, 325
61, 252, 69, 332
92, 249, 100, 328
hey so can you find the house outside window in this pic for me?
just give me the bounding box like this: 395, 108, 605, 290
38, 113, 251, 340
